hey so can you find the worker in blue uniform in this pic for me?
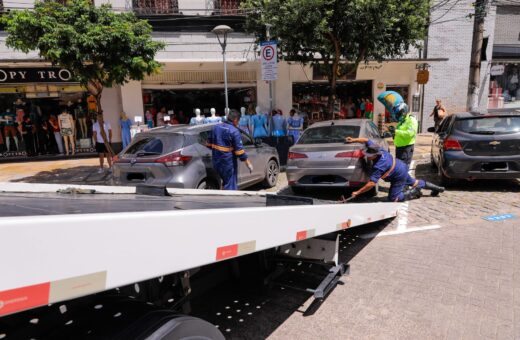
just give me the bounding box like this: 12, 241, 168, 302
208, 110, 253, 190
346, 137, 445, 201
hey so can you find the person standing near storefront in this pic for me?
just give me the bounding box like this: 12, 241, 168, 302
364, 98, 374, 120
207, 110, 253, 190
48, 115, 64, 155
119, 112, 132, 149
21, 114, 36, 156
92, 113, 113, 173
58, 109, 75, 156
429, 99, 446, 131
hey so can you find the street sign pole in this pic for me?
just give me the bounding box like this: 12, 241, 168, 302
266, 24, 274, 135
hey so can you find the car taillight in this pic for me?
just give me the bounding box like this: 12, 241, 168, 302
335, 150, 364, 158
288, 152, 308, 159
443, 139, 462, 151
155, 151, 192, 166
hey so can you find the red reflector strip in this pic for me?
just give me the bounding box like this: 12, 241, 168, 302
295, 229, 316, 241
336, 219, 352, 230
0, 282, 50, 316
216, 241, 256, 261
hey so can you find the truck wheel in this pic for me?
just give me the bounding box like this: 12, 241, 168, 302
197, 179, 220, 190
263, 159, 279, 188
147, 316, 225, 340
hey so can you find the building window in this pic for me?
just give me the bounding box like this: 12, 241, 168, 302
132, 0, 179, 15
212, 0, 244, 15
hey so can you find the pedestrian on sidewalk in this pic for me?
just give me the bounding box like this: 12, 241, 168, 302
429, 99, 446, 131
345, 137, 444, 201
92, 113, 113, 173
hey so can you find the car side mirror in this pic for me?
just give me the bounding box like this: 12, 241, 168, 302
427, 127, 436, 133
382, 132, 392, 138
254, 138, 263, 147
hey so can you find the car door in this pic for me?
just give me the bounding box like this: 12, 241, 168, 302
238, 132, 260, 185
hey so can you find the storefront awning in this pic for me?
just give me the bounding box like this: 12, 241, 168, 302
493, 45, 520, 59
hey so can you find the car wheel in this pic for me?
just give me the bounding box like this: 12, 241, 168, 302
263, 159, 279, 188
440, 169, 457, 187
197, 179, 220, 190
291, 186, 306, 195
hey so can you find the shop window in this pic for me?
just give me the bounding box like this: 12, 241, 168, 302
132, 0, 179, 15
489, 63, 520, 110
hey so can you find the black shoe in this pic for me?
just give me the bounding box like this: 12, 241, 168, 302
403, 186, 422, 201
423, 181, 445, 197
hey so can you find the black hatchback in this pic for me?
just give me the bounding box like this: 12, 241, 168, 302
428, 112, 520, 185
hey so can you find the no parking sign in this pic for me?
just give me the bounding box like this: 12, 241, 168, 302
261, 40, 278, 81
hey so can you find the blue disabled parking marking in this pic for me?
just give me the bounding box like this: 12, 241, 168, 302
482, 214, 516, 222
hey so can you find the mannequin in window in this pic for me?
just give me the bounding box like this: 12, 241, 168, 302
204, 108, 222, 124
75, 98, 87, 139
238, 107, 251, 134
13, 98, 26, 126
2, 108, 19, 151
58, 109, 75, 155
271, 109, 287, 137
190, 108, 205, 125
145, 110, 154, 128
21, 114, 36, 156
287, 109, 304, 144
119, 112, 132, 149
156, 107, 167, 127
252, 105, 268, 138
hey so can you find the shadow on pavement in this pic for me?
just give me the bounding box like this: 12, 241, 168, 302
415, 163, 520, 192
11, 166, 114, 186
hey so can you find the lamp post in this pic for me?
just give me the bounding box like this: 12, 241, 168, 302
212, 25, 234, 115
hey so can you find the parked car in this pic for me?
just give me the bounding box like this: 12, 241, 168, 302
286, 119, 390, 195
428, 111, 520, 186
113, 124, 280, 190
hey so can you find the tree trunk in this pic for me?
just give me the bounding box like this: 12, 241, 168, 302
326, 32, 341, 120
467, 0, 487, 111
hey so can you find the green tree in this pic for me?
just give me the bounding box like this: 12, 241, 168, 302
2, 0, 164, 152
242, 0, 429, 115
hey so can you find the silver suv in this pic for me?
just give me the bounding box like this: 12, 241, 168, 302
113, 124, 280, 190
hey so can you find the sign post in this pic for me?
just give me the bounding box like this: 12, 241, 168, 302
261, 37, 277, 135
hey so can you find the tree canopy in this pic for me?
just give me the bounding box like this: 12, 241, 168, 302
242, 0, 430, 112
1, 0, 164, 101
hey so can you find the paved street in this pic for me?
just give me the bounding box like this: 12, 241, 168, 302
1, 134, 519, 339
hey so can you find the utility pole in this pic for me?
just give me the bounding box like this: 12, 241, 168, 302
467, 0, 488, 111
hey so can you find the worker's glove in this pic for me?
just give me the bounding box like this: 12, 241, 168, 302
246, 161, 254, 173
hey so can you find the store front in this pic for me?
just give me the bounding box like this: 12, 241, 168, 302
141, 86, 257, 125
0, 65, 97, 160
489, 62, 520, 110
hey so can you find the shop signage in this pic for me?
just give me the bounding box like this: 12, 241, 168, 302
260, 40, 278, 81
0, 67, 75, 84
416, 70, 429, 84
490, 65, 505, 76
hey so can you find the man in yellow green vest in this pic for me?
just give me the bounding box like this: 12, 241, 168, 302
377, 91, 418, 168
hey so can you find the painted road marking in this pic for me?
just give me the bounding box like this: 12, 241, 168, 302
360, 224, 441, 239
482, 213, 516, 222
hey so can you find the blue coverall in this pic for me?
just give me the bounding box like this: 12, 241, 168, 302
366, 140, 425, 202
208, 122, 248, 190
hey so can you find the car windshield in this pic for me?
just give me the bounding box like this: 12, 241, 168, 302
124, 134, 183, 156
298, 125, 361, 144
454, 116, 520, 135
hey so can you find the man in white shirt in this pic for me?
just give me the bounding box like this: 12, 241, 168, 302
92, 113, 113, 173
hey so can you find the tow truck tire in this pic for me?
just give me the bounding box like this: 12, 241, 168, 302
146, 316, 225, 340
197, 179, 220, 190
263, 159, 279, 188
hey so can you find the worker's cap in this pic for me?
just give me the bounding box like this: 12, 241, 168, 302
364, 145, 382, 158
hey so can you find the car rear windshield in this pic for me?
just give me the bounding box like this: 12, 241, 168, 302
124, 134, 184, 156
454, 116, 520, 135
298, 125, 360, 144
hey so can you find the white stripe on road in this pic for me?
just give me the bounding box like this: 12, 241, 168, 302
359, 224, 441, 239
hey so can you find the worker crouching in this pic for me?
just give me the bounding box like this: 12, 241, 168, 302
208, 110, 253, 190
346, 137, 445, 202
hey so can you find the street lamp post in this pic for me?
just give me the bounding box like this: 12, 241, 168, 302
212, 25, 234, 115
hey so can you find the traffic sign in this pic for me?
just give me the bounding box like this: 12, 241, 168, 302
261, 40, 277, 81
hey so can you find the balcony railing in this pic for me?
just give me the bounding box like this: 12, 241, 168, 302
209, 0, 245, 16
131, 0, 179, 15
